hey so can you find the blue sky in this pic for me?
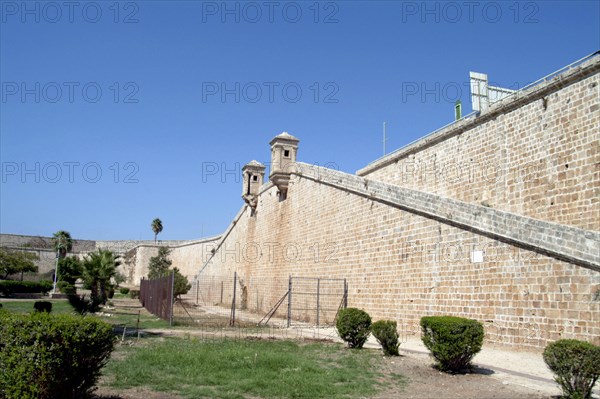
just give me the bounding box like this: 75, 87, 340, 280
1, 0, 599, 240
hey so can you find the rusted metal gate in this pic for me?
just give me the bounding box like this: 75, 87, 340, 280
140, 272, 174, 325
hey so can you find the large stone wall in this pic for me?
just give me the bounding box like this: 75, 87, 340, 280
358, 58, 600, 232
199, 57, 600, 349
200, 170, 599, 349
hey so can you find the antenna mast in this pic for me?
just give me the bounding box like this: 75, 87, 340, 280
383, 121, 387, 155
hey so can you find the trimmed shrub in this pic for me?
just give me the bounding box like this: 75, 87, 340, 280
119, 287, 130, 295
372, 320, 400, 356
33, 301, 52, 313
543, 339, 600, 399
58, 281, 77, 295
420, 316, 484, 372
0, 311, 115, 399
336, 307, 372, 349
0, 280, 53, 296
67, 293, 101, 315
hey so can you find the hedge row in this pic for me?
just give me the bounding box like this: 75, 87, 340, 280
0, 280, 53, 295
0, 310, 115, 399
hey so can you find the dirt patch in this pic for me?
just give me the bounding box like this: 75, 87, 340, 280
94, 386, 186, 399
373, 353, 550, 399
299, 336, 336, 344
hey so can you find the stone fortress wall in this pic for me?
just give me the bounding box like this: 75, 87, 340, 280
197, 54, 600, 349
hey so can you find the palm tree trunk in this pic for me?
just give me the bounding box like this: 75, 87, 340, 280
90, 283, 99, 303
99, 280, 107, 304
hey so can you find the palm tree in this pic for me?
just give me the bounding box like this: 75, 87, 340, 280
82, 249, 120, 305
53, 230, 73, 259
151, 218, 163, 243
52, 230, 73, 294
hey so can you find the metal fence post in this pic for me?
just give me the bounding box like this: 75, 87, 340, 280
287, 275, 292, 328
230, 272, 237, 326
169, 271, 175, 327
316, 278, 320, 327
344, 279, 348, 308
140, 277, 144, 306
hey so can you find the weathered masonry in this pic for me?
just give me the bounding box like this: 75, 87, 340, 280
197, 53, 600, 349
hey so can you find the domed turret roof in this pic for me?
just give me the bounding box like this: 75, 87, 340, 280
242, 160, 266, 170
270, 132, 300, 145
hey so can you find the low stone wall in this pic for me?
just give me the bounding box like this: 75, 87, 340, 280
0, 233, 207, 284
0, 233, 95, 252
119, 236, 221, 285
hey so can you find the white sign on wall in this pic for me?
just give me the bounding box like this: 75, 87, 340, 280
471, 250, 484, 263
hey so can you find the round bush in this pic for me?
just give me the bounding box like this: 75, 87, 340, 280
420, 316, 484, 372
543, 339, 600, 399
0, 311, 115, 399
336, 307, 371, 349
119, 287, 130, 295
33, 301, 52, 313
371, 320, 400, 356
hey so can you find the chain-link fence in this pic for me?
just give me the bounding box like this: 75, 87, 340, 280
138, 273, 347, 329
288, 277, 347, 327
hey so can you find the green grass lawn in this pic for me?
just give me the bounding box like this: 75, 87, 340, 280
0, 299, 75, 314
1, 300, 407, 398
98, 309, 171, 329
0, 299, 170, 329
104, 337, 401, 399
